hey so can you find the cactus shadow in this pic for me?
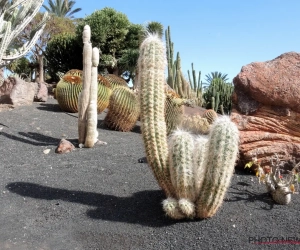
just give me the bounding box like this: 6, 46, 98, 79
36, 103, 63, 112
0, 131, 63, 146
226, 181, 275, 210
97, 119, 141, 134
6, 182, 185, 227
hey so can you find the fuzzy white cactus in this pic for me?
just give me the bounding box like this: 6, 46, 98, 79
0, 0, 48, 67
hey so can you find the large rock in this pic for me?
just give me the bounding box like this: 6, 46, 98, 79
34, 82, 48, 102
9, 77, 37, 106
231, 52, 300, 169
0, 77, 48, 106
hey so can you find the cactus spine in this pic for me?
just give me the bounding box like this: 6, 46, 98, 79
138, 33, 239, 219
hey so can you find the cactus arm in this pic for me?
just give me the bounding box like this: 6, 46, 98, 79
196, 116, 239, 218
138, 34, 176, 197
78, 25, 92, 144
84, 47, 99, 148
168, 129, 196, 217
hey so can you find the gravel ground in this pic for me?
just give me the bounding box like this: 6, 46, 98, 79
0, 99, 299, 250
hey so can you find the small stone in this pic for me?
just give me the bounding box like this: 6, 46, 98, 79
43, 149, 51, 154
55, 138, 75, 154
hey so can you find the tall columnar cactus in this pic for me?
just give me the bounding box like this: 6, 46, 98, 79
84, 47, 100, 147
187, 63, 203, 106
138, 33, 239, 219
165, 26, 191, 100
137, 33, 176, 197
78, 25, 100, 148
0, 0, 49, 68
104, 86, 140, 132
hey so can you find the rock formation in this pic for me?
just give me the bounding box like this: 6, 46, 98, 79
231, 52, 300, 169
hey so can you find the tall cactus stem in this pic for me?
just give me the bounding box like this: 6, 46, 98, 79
85, 47, 99, 147
78, 25, 92, 144
168, 129, 196, 217
138, 34, 176, 197
196, 116, 239, 218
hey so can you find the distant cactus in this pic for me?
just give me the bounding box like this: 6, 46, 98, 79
104, 86, 140, 132
165, 91, 184, 135
103, 74, 128, 89
138, 33, 239, 219
55, 69, 112, 113
203, 78, 234, 115
179, 115, 210, 135
202, 109, 218, 124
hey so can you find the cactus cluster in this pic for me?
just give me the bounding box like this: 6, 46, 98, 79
138, 33, 239, 219
203, 78, 234, 115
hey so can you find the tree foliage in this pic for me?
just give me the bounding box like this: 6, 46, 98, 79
204, 71, 229, 84
43, 0, 82, 19
45, 33, 82, 81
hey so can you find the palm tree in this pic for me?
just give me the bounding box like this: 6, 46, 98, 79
43, 0, 82, 19
205, 71, 229, 84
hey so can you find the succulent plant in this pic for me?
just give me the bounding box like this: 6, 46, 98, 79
103, 74, 128, 90
104, 86, 140, 132
165, 91, 184, 135
138, 33, 239, 219
179, 115, 210, 135
202, 109, 218, 124
55, 69, 112, 113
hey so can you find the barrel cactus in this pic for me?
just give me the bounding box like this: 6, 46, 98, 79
104, 86, 140, 132
103, 74, 128, 90
137, 33, 239, 219
55, 69, 112, 113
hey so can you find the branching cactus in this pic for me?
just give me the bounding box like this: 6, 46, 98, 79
138, 33, 240, 219
0, 0, 49, 68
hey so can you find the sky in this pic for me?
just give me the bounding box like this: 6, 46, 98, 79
53, 0, 300, 82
